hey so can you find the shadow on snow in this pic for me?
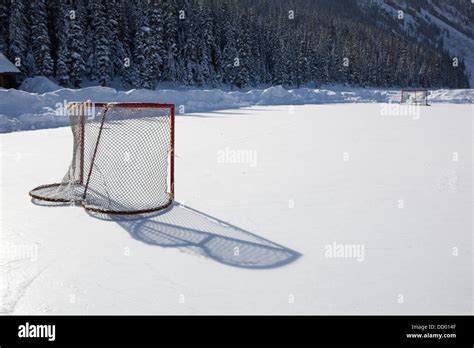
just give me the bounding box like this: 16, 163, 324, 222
32, 199, 301, 269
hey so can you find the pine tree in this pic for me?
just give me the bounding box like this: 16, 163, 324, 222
30, 0, 53, 76
8, 0, 28, 76
220, 6, 237, 87
147, 2, 165, 89
67, 0, 86, 87
272, 42, 289, 86
162, 0, 179, 83
195, 3, 216, 86
108, 0, 127, 83
88, 0, 112, 86
248, 11, 262, 86
295, 38, 310, 88
118, 0, 134, 88
179, 0, 199, 86
132, 2, 153, 88
0, 0, 9, 52
234, 12, 251, 88
56, 2, 71, 86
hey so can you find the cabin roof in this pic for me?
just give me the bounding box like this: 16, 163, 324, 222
0, 53, 20, 73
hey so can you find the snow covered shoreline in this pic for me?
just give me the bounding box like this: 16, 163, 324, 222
0, 78, 472, 133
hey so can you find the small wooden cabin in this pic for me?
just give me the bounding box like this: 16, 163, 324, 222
0, 53, 20, 88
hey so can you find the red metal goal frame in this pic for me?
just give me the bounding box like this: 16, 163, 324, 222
29, 102, 175, 215
400, 89, 429, 106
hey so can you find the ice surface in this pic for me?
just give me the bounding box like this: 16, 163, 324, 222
1, 104, 471, 314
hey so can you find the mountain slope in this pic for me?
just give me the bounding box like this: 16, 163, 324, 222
359, 0, 474, 86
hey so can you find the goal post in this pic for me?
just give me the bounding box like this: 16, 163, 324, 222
29, 102, 175, 215
400, 89, 429, 106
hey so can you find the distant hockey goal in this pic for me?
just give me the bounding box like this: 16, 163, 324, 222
29, 102, 175, 215
400, 89, 429, 106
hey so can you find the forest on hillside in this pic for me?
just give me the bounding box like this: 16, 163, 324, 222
0, 0, 470, 89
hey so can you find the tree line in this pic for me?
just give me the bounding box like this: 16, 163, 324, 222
0, 0, 469, 89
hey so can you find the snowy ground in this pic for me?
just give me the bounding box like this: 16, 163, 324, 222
1, 102, 472, 314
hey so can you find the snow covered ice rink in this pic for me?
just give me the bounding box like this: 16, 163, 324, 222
0, 103, 472, 314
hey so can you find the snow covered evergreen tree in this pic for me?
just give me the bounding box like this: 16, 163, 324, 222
8, 0, 28, 75
179, 0, 199, 86
116, 1, 134, 88
220, 4, 238, 87
29, 0, 53, 76
67, 0, 86, 87
161, 0, 179, 83
146, 2, 165, 89
1, 0, 470, 89
132, 2, 153, 88
0, 0, 9, 53
88, 0, 112, 86
107, 0, 128, 84
195, 3, 216, 86
56, 2, 71, 87
234, 12, 251, 88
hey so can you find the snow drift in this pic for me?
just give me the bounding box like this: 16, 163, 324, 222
0, 77, 472, 133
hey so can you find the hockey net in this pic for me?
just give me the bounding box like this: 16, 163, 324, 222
400, 89, 429, 105
29, 102, 175, 215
